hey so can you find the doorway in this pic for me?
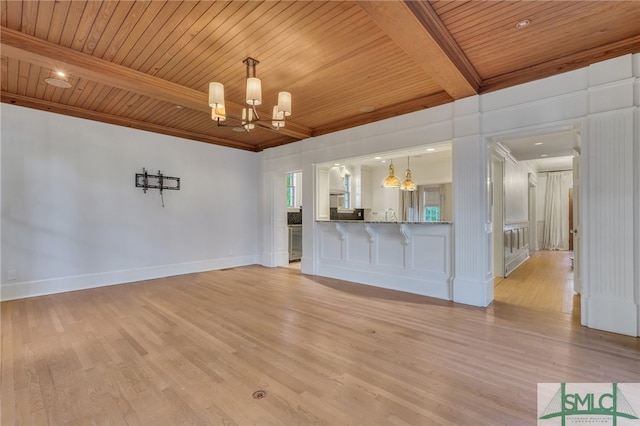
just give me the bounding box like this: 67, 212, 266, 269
490, 126, 582, 318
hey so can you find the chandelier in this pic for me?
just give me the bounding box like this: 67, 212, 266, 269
382, 159, 401, 188
400, 156, 417, 191
382, 157, 416, 191
208, 57, 291, 132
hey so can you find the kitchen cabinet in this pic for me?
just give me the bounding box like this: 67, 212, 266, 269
317, 167, 330, 220
288, 225, 302, 261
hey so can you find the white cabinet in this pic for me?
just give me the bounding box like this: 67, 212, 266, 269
316, 167, 330, 220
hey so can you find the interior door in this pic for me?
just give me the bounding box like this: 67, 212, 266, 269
572, 151, 582, 295
492, 156, 505, 278
568, 188, 574, 251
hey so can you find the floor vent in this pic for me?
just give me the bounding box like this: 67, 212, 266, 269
252, 390, 267, 399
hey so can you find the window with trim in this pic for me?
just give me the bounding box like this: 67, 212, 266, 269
286, 172, 296, 208
422, 186, 442, 222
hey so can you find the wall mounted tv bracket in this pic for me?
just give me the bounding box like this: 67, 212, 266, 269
135, 168, 180, 207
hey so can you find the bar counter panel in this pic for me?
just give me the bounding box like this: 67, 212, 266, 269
314, 221, 453, 300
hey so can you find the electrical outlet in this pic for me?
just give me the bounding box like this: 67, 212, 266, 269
7, 269, 17, 281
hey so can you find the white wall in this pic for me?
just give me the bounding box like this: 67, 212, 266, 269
1, 105, 260, 300
504, 160, 535, 224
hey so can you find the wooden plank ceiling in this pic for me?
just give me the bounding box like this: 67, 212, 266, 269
2, 1, 639, 152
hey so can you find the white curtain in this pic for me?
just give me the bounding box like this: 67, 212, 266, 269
542, 172, 571, 250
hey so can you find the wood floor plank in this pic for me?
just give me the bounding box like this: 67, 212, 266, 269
1, 254, 639, 425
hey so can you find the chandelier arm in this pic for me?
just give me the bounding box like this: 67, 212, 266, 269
213, 116, 281, 133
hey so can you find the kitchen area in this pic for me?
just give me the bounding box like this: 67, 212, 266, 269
288, 143, 455, 299
286, 171, 303, 265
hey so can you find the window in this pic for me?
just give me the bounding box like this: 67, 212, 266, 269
343, 175, 351, 209
286, 172, 296, 208
424, 206, 441, 222
422, 186, 442, 222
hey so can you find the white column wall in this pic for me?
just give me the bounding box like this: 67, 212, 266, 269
452, 96, 493, 306
636, 54, 640, 337
581, 55, 638, 336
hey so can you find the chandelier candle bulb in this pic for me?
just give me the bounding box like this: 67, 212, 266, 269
211, 105, 226, 121
272, 106, 285, 128
277, 92, 292, 116
208, 82, 225, 108
245, 77, 262, 106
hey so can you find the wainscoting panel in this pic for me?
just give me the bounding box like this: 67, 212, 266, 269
504, 222, 530, 276
315, 222, 452, 300
320, 228, 342, 261
346, 226, 372, 264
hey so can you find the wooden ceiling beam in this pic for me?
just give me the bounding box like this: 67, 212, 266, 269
0, 27, 312, 140
356, 0, 480, 100
1, 92, 259, 152
311, 91, 454, 138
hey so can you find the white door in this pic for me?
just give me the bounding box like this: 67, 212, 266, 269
491, 156, 505, 278
572, 150, 582, 296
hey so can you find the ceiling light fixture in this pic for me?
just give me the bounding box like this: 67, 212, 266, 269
534, 142, 543, 146
400, 157, 417, 191
45, 71, 71, 88
382, 159, 401, 188
208, 57, 291, 132
426, 148, 435, 152
516, 19, 531, 29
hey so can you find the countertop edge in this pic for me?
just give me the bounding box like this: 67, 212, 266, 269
315, 220, 453, 225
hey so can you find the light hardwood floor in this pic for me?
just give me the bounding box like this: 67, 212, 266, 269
1, 258, 638, 425
494, 250, 579, 316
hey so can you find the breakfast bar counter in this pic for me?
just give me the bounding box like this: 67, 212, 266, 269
313, 220, 453, 300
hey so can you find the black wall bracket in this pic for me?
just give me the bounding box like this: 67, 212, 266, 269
135, 168, 180, 206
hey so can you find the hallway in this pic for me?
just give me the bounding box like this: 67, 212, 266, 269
494, 250, 579, 317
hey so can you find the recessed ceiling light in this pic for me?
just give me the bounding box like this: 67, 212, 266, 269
427, 148, 435, 152
381, 160, 387, 163
374, 156, 382, 160
175, 105, 183, 109
516, 19, 531, 29
540, 154, 549, 157
45, 70, 72, 88
334, 163, 340, 166
359, 105, 375, 113
45, 77, 72, 88
534, 142, 543, 146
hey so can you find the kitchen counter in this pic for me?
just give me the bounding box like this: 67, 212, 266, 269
314, 220, 453, 300
317, 220, 452, 225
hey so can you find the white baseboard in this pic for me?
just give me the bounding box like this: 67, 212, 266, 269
586, 295, 638, 337
453, 275, 494, 307
0, 255, 260, 301
316, 264, 451, 301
